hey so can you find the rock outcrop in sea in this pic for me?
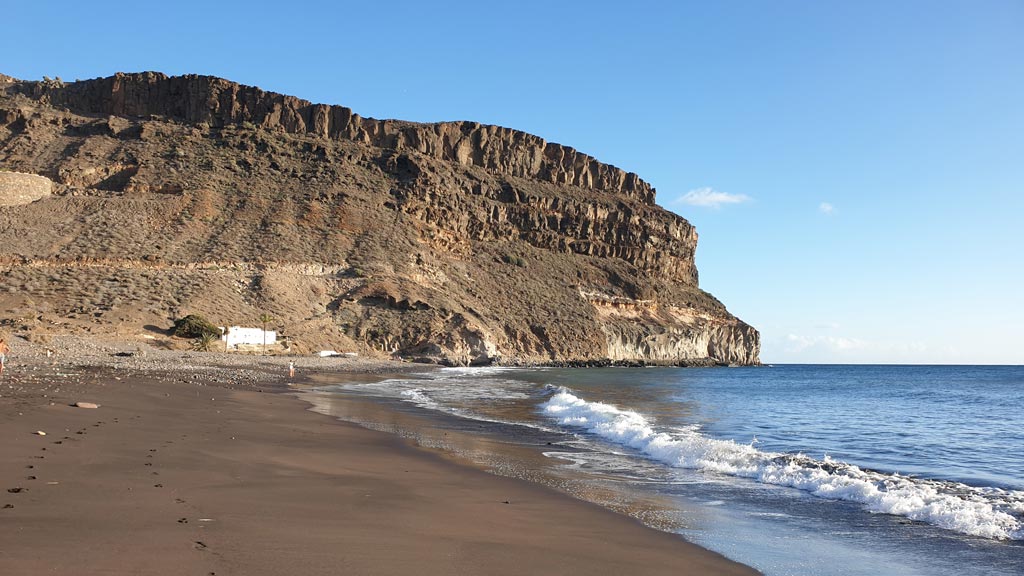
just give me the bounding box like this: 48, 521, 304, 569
0, 72, 759, 366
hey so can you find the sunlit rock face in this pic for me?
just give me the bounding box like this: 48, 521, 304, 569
0, 72, 758, 366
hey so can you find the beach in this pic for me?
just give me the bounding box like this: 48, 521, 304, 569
0, 337, 756, 576
322, 363, 1024, 576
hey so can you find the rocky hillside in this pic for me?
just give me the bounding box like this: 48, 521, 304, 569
0, 72, 759, 366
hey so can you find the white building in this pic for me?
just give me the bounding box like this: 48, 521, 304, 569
220, 326, 276, 349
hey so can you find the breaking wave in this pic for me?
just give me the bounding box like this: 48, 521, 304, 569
540, 387, 1024, 540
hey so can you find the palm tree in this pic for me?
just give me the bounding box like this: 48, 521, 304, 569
222, 326, 231, 353
259, 313, 273, 356
193, 332, 217, 352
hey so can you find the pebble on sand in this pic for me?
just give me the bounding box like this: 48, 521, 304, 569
75, 402, 100, 409
34, 431, 47, 436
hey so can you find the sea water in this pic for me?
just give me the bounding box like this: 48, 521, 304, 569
308, 365, 1024, 575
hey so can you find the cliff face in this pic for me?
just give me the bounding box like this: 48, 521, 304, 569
18, 72, 654, 202
0, 72, 759, 366
377, 150, 699, 285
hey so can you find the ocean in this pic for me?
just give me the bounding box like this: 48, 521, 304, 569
306, 365, 1024, 576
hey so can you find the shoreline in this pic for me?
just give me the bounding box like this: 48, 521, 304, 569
0, 335, 758, 575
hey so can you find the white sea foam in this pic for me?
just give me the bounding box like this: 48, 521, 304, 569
399, 388, 445, 411
338, 374, 558, 433
343, 373, 531, 404
438, 366, 519, 377
541, 387, 1024, 540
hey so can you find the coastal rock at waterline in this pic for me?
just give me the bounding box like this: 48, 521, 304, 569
598, 300, 761, 366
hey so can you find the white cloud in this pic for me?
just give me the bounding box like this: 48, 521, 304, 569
676, 187, 751, 209
777, 334, 936, 363
785, 334, 866, 353
819, 202, 836, 215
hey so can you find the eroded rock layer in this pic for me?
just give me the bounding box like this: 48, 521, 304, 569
0, 72, 759, 366
16, 73, 654, 202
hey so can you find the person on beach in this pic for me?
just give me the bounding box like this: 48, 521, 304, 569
0, 336, 9, 378
288, 361, 295, 379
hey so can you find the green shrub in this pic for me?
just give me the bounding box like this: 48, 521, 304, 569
192, 332, 218, 352
503, 255, 527, 267
172, 314, 221, 339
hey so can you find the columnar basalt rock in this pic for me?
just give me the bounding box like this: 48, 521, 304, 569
20, 72, 655, 203
377, 152, 700, 285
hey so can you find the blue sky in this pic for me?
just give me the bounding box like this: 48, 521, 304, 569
4, 1, 1022, 364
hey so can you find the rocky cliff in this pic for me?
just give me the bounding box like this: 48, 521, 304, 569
0, 72, 759, 366
16, 72, 655, 202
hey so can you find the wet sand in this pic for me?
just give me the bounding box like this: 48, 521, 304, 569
0, 338, 757, 575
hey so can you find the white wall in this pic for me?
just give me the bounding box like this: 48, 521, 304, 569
220, 326, 276, 348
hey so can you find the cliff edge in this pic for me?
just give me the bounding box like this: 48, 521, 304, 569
16, 72, 655, 202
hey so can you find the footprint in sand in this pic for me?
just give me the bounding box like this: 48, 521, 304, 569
193, 541, 208, 550
7, 488, 25, 493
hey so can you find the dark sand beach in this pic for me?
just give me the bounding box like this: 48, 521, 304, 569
0, 337, 757, 575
